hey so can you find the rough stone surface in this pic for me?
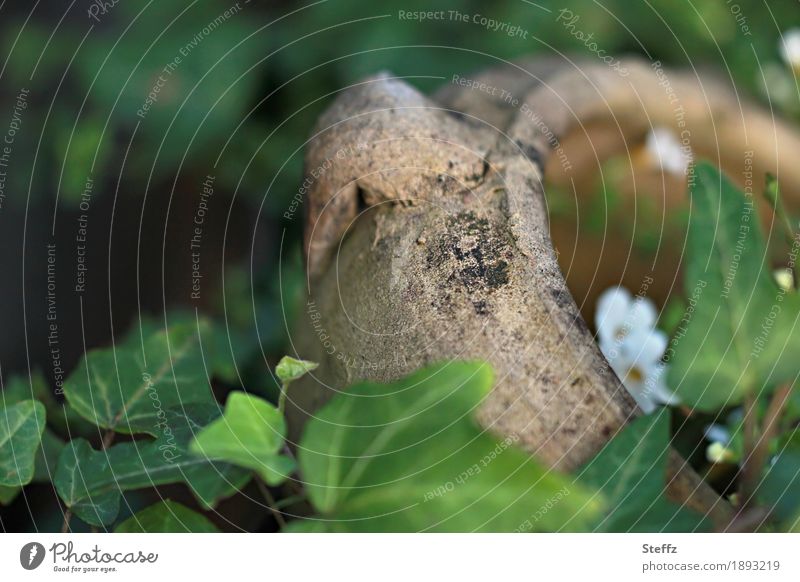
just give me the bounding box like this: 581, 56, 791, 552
287, 57, 800, 527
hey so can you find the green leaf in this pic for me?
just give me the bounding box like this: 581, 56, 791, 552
54, 404, 250, 526
758, 451, 800, 520
297, 362, 602, 532
2, 371, 97, 439
1, 400, 46, 487
275, 356, 318, 384
0, 428, 63, 506
125, 312, 253, 384
115, 500, 218, 533
668, 161, 800, 410
579, 411, 709, 532
33, 429, 64, 482
64, 322, 214, 435
0, 485, 20, 505
190, 392, 294, 485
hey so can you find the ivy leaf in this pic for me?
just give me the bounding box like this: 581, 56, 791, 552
0, 427, 63, 506
64, 322, 214, 435
668, 162, 800, 410
125, 311, 254, 384
275, 356, 318, 384
1, 400, 46, 487
54, 404, 250, 526
579, 411, 708, 532
189, 392, 294, 485
296, 362, 602, 532
114, 500, 218, 533
2, 371, 97, 439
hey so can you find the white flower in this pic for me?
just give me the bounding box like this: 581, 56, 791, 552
595, 286, 656, 350
645, 127, 693, 176
707, 442, 736, 464
704, 424, 731, 446
595, 287, 679, 413
773, 267, 795, 292
779, 28, 800, 72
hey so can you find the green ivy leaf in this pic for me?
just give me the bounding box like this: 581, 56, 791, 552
64, 322, 214, 435
2, 371, 97, 440
296, 362, 602, 532
668, 162, 800, 410
125, 312, 253, 384
54, 404, 250, 526
0, 426, 63, 506
275, 356, 318, 384
579, 412, 708, 532
115, 500, 219, 533
190, 392, 294, 485
1, 400, 46, 487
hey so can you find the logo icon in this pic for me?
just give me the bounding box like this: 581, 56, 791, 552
20, 542, 46, 570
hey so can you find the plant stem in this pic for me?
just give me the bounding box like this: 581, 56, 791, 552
740, 384, 793, 505
102, 429, 116, 449
255, 476, 286, 528
278, 381, 289, 414
61, 509, 72, 533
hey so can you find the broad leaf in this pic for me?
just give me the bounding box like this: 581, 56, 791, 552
55, 404, 250, 526
297, 362, 602, 532
125, 311, 253, 384
190, 392, 294, 485
669, 162, 800, 410
64, 322, 214, 435
1, 400, 46, 487
758, 451, 800, 521
2, 371, 97, 439
0, 428, 63, 506
579, 411, 709, 532
115, 500, 218, 533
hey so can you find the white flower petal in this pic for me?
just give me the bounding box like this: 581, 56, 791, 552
595, 286, 632, 345
628, 296, 658, 331
622, 328, 668, 365
780, 28, 800, 70
629, 386, 658, 414
645, 127, 692, 176
705, 424, 731, 445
